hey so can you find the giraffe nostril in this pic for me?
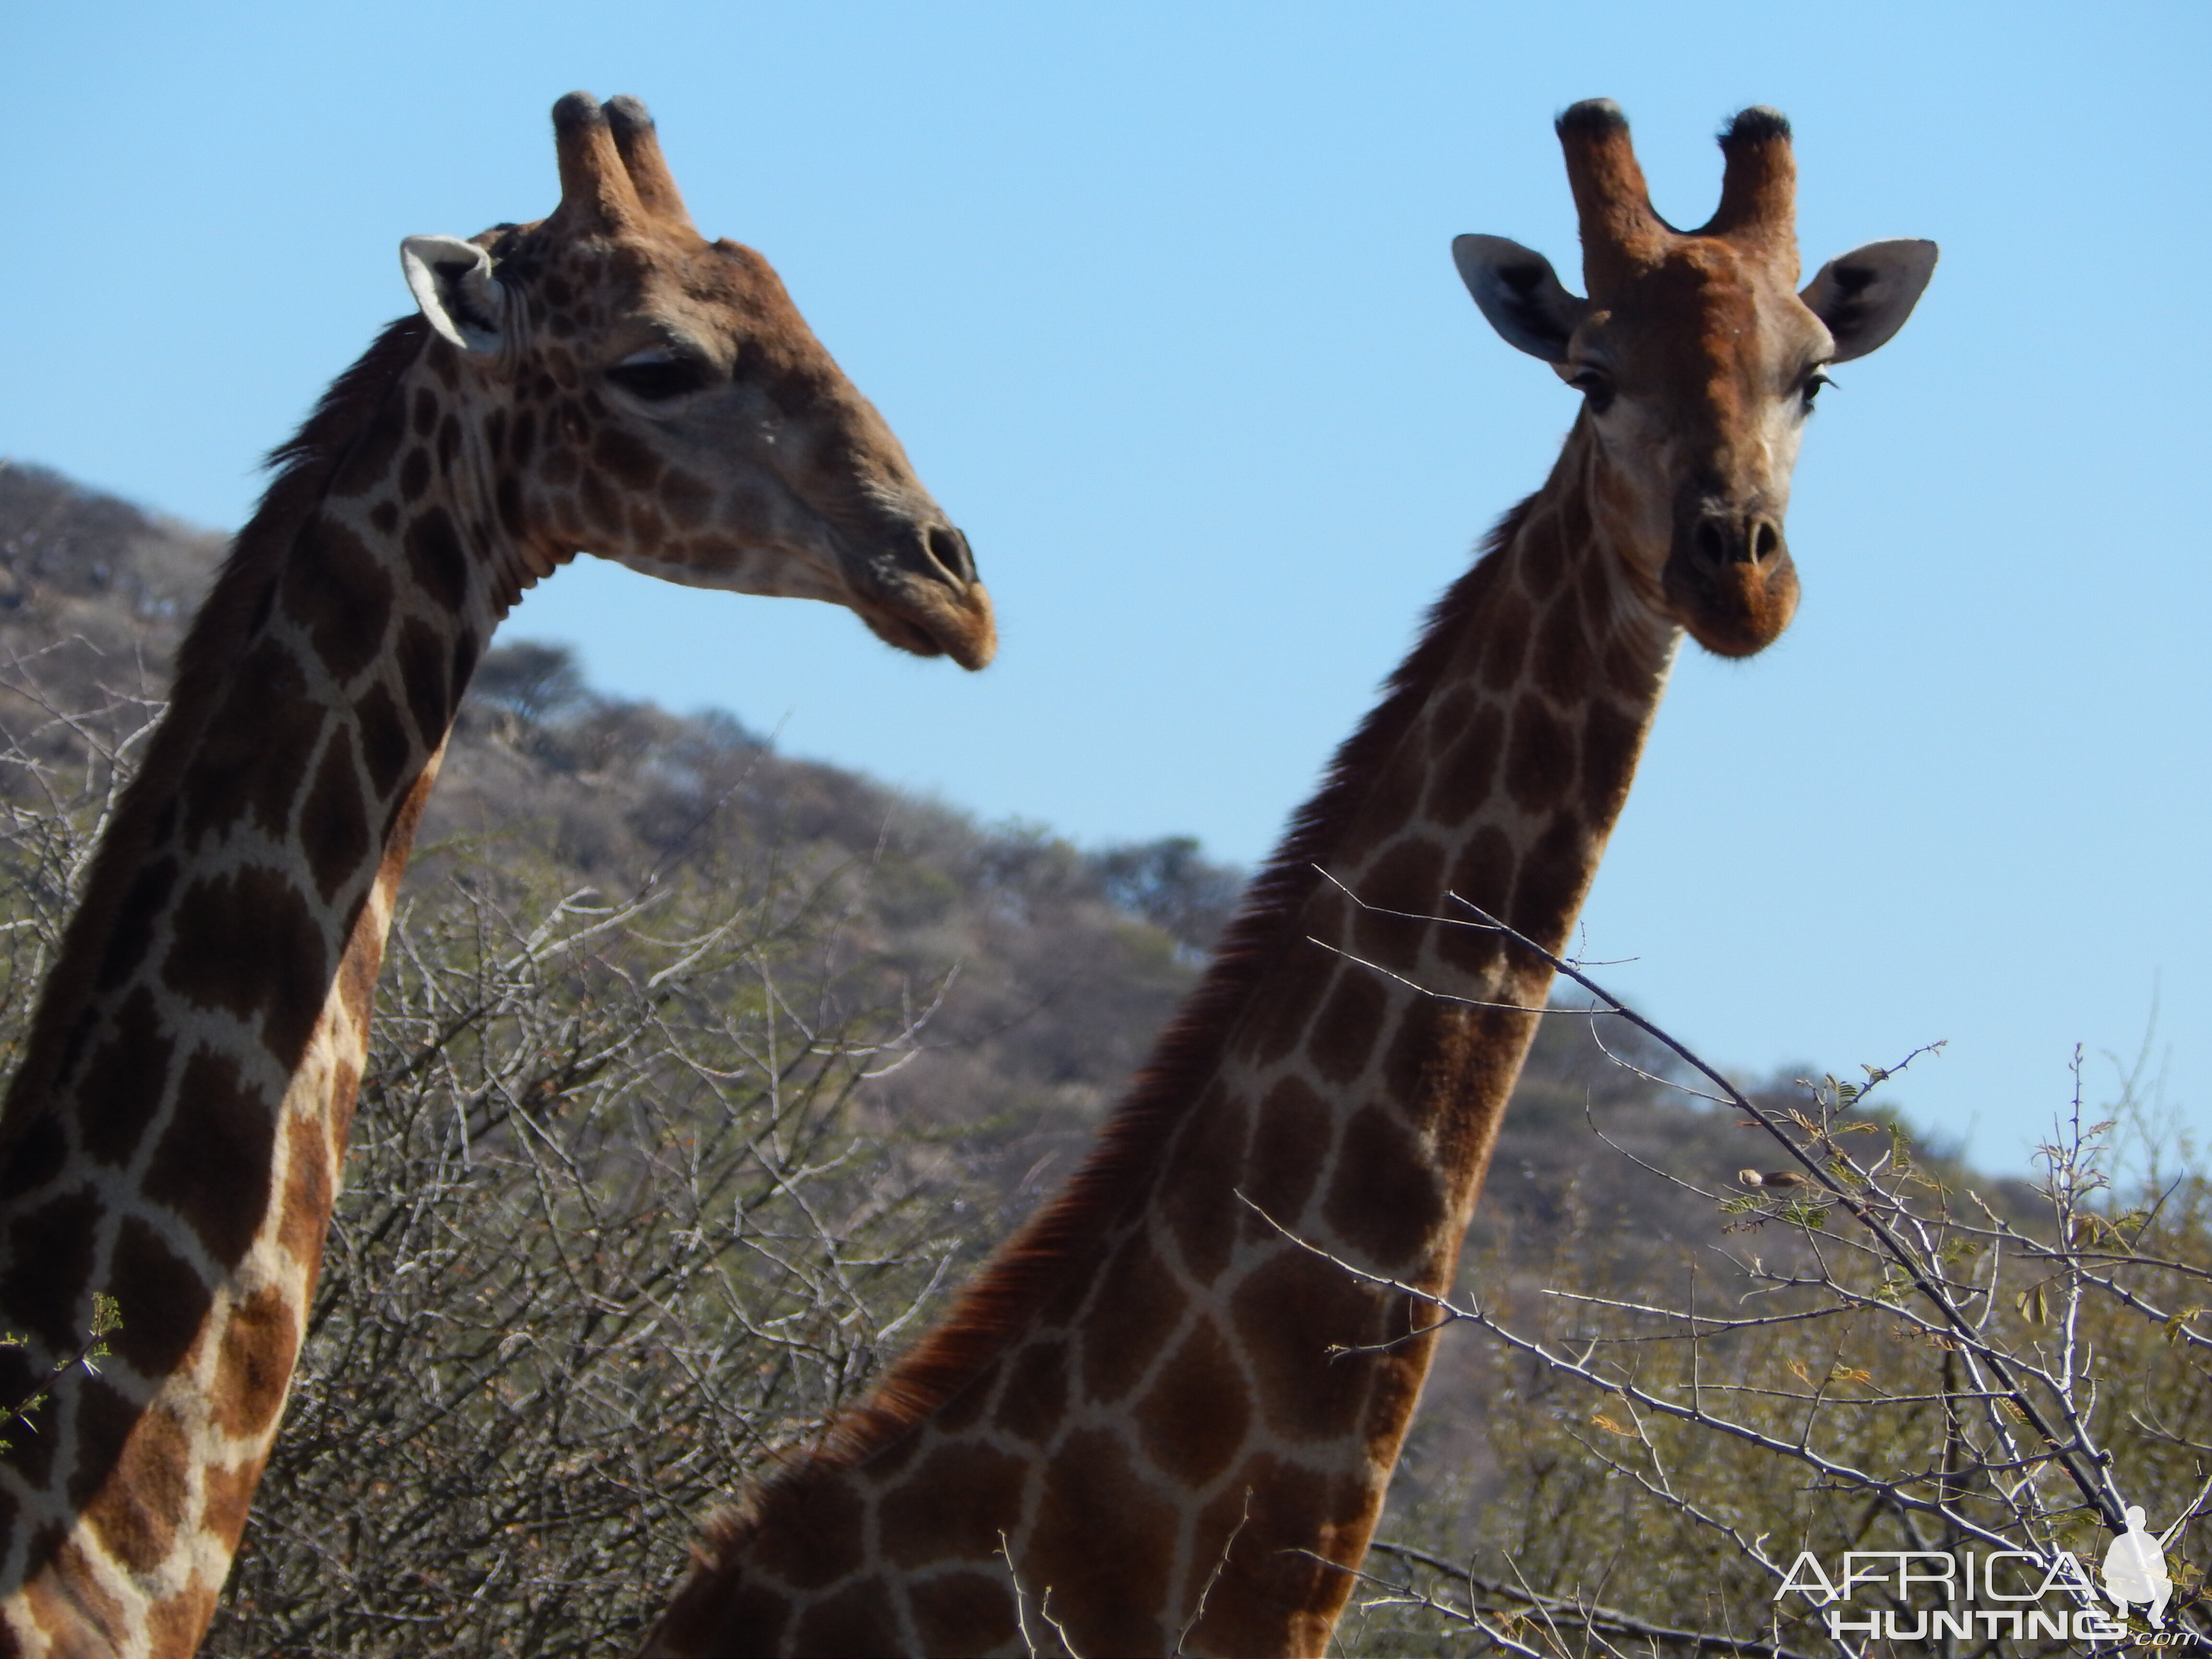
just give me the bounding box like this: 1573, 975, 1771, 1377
924, 524, 976, 587
1695, 519, 1728, 568
1750, 520, 1781, 565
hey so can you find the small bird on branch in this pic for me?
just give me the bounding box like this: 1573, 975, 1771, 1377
1739, 1170, 1810, 1190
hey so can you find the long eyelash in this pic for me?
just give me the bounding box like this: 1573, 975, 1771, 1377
607, 357, 712, 400
1569, 370, 1615, 415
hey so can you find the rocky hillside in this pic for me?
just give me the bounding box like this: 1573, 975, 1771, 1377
0, 457, 1802, 1243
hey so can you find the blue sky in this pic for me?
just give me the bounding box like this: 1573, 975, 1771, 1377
5, 3, 2208, 1168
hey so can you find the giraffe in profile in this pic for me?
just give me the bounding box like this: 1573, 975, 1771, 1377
645, 100, 1936, 1658
0, 91, 993, 1658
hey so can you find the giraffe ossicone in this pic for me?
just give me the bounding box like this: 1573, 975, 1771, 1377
644, 99, 1935, 1658
0, 91, 991, 1658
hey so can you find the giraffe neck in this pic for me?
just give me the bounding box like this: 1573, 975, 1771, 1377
649, 420, 1683, 1657
0, 318, 532, 1656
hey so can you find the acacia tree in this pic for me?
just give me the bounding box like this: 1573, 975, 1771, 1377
202, 840, 1007, 1656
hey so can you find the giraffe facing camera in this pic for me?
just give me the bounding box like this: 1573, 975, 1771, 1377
643, 99, 1935, 1659
0, 92, 990, 1657
1453, 101, 1935, 660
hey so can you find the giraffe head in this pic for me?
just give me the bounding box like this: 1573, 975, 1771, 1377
397, 92, 995, 667
1455, 100, 1935, 657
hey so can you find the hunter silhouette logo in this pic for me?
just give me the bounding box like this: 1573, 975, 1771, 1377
2104, 1507, 2176, 1629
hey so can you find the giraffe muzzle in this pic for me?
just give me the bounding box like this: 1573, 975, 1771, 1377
1664, 504, 1799, 657
849, 521, 998, 670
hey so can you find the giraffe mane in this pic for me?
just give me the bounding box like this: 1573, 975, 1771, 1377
704, 493, 1535, 1551
0, 314, 433, 1155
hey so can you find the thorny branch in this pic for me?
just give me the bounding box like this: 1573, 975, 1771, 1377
1303, 873, 2212, 1655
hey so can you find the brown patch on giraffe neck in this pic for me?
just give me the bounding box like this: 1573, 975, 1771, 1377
141, 1047, 276, 1268
161, 872, 329, 1069
74, 990, 171, 1165
1182, 1452, 1376, 1657
0, 1185, 100, 1355
1132, 1313, 1246, 1484
18, 1532, 127, 1649
79, 1399, 191, 1576
107, 1218, 212, 1381
210, 1282, 299, 1441
877, 1444, 1024, 1570
1024, 1426, 1179, 1651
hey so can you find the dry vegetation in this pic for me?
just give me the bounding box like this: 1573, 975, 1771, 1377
1343, 925, 2212, 1657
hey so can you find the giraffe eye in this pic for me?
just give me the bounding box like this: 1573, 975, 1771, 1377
606, 351, 715, 402
1802, 367, 1835, 409
1566, 366, 1615, 414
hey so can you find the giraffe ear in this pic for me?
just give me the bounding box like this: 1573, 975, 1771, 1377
1453, 235, 1585, 363
1801, 239, 1937, 363
400, 235, 507, 359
